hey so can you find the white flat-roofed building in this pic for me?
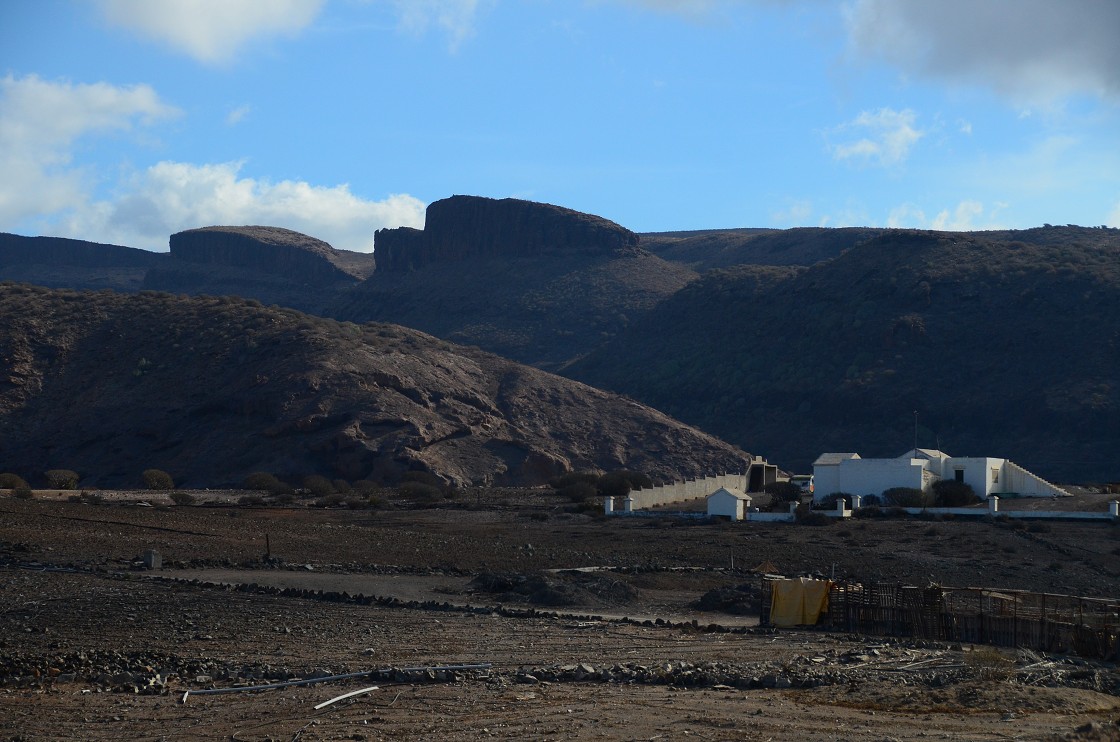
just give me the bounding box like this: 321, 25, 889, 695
812, 448, 1067, 502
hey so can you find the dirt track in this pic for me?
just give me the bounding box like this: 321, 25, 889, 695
1, 494, 1118, 740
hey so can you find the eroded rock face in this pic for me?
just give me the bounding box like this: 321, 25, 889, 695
374, 196, 639, 271
169, 226, 375, 286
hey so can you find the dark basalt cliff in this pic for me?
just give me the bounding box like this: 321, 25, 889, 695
374, 196, 640, 271
167, 226, 375, 284
0, 233, 162, 291
140, 226, 378, 313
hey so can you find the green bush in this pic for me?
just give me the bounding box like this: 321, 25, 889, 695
170, 491, 196, 506
883, 487, 932, 508
558, 481, 598, 503
931, 480, 980, 507
598, 470, 651, 499
398, 481, 443, 503
302, 475, 335, 497
332, 479, 352, 494
795, 504, 832, 526
765, 481, 804, 511
13, 484, 34, 499
142, 469, 174, 490
815, 492, 852, 510
44, 469, 79, 490
243, 472, 288, 494
552, 471, 600, 489
0, 473, 29, 490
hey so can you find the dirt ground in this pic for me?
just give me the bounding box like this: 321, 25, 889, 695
1, 492, 1118, 741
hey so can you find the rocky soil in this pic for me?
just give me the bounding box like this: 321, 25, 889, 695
1, 493, 1118, 740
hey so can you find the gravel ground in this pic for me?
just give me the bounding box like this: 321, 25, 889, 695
1, 494, 1118, 740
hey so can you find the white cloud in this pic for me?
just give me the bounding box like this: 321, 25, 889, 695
0, 74, 422, 252
57, 161, 426, 252
225, 104, 251, 126
844, 0, 1120, 103
391, 0, 488, 52
771, 199, 812, 226
930, 200, 985, 231
100, 0, 325, 64
0, 74, 179, 227
831, 107, 923, 167
885, 200, 1007, 231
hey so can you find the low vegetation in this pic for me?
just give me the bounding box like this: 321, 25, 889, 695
141, 469, 174, 490
0, 473, 29, 490
44, 470, 79, 490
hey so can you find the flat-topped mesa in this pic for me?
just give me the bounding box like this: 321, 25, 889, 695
0, 233, 162, 269
374, 195, 640, 271
169, 226, 375, 285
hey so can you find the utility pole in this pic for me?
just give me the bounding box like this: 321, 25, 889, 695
913, 410, 918, 453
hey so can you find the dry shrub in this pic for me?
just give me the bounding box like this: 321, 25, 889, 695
966, 646, 1015, 681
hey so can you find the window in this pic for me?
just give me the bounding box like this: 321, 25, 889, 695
954, 469, 964, 483
991, 468, 999, 484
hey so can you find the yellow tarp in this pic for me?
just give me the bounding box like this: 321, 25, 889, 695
769, 577, 832, 627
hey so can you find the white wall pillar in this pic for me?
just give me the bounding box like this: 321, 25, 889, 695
988, 495, 1000, 514
623, 497, 633, 513
603, 497, 614, 515
852, 494, 862, 509
1110, 500, 1119, 518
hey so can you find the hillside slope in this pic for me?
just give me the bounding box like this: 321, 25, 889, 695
569, 227, 1120, 483
333, 196, 696, 369
0, 284, 749, 488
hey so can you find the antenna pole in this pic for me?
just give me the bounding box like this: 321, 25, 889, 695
913, 410, 918, 453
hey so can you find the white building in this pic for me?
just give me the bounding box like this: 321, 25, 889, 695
812, 448, 1068, 503
707, 487, 752, 521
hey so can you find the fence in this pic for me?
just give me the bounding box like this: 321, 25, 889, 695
817, 581, 1119, 659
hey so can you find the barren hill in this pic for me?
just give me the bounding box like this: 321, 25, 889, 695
0, 284, 749, 488
569, 227, 1120, 483
640, 227, 884, 271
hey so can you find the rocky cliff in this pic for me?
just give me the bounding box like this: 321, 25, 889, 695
374, 196, 640, 271
0, 233, 162, 291
139, 226, 378, 313
168, 226, 375, 284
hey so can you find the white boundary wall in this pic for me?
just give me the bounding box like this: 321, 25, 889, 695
624, 473, 747, 510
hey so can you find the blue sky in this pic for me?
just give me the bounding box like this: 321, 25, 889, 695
1, 0, 1118, 252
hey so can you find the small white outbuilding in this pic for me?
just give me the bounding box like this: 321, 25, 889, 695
707, 487, 752, 521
